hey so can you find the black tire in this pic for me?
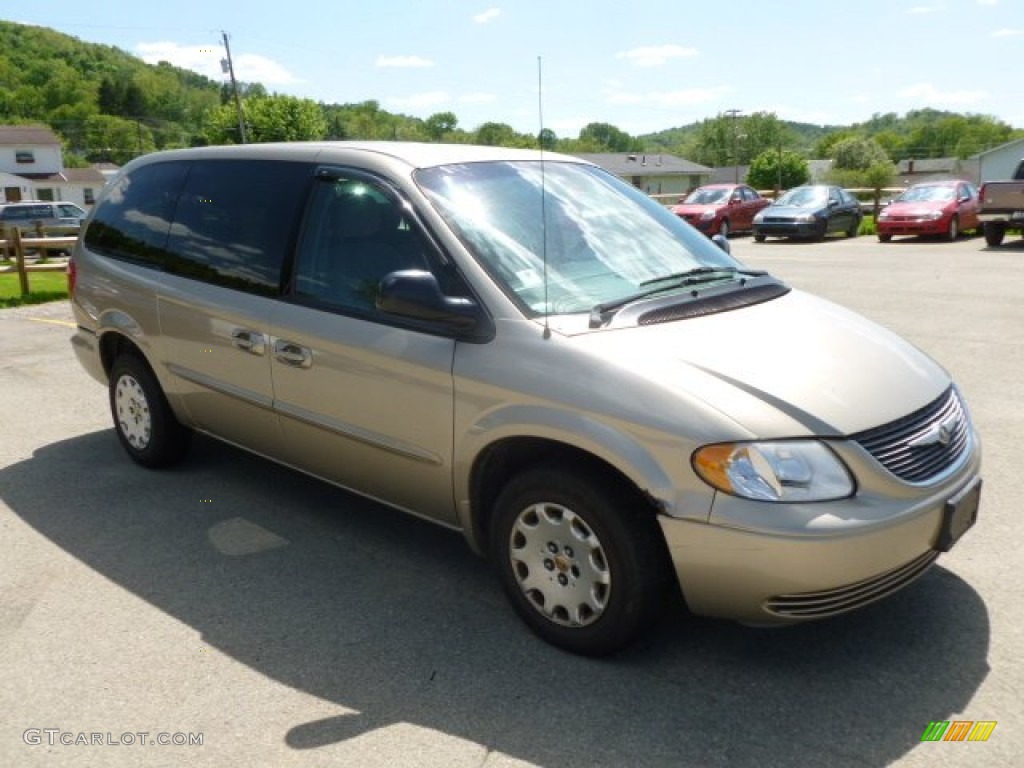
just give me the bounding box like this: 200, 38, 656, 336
109, 354, 191, 468
718, 219, 730, 239
754, 234, 766, 243
812, 220, 827, 241
947, 215, 959, 242
490, 466, 670, 656
983, 222, 1006, 247
847, 217, 860, 238
878, 233, 892, 243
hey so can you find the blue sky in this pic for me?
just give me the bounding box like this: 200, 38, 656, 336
10, 0, 1023, 136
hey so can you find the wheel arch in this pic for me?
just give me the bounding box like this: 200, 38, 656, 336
463, 435, 667, 558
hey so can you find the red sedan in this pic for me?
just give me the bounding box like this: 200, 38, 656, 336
671, 183, 771, 238
876, 180, 981, 242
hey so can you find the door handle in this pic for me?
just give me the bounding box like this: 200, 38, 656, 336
274, 340, 313, 369
231, 329, 266, 355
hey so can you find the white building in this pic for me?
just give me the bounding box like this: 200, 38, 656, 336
0, 125, 107, 208
971, 138, 1024, 184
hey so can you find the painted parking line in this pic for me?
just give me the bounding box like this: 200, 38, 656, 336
24, 316, 76, 328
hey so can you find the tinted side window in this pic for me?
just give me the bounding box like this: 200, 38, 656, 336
84, 161, 188, 267
164, 160, 310, 295
292, 175, 432, 312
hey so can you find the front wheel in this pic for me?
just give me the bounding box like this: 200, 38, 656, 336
946, 214, 959, 242
109, 354, 192, 468
490, 467, 670, 656
754, 233, 766, 243
718, 219, 731, 239
878, 233, 893, 243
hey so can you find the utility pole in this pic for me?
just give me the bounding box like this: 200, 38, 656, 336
725, 108, 742, 183
221, 31, 247, 144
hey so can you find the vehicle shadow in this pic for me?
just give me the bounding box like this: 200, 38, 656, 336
2, 431, 991, 767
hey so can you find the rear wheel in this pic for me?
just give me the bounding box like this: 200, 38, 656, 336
490, 466, 670, 656
754, 234, 766, 243
983, 222, 1005, 247
847, 217, 860, 238
109, 354, 191, 468
878, 233, 892, 243
718, 219, 731, 238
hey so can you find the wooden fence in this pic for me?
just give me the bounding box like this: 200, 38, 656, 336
0, 224, 78, 297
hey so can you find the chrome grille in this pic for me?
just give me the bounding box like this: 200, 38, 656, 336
851, 387, 970, 483
764, 550, 939, 619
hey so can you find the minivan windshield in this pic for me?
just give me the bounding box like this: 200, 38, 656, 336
416, 161, 741, 316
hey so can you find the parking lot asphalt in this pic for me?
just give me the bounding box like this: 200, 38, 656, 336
1, 232, 1022, 767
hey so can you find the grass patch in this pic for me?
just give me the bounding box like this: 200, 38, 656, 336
859, 215, 876, 236
0, 270, 69, 308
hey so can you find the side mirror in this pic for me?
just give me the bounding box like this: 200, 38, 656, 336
377, 270, 480, 331
710, 234, 731, 255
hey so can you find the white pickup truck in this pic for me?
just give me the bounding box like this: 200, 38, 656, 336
978, 159, 1024, 246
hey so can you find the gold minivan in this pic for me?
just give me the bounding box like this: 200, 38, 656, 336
70, 142, 982, 655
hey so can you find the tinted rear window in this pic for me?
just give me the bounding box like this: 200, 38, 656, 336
84, 161, 188, 267
163, 160, 311, 295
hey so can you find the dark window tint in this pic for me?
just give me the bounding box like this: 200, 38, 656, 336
84, 161, 188, 267
164, 160, 310, 295
293, 175, 431, 311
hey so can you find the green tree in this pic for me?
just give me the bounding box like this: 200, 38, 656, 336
747, 149, 809, 192
81, 114, 156, 164
578, 122, 638, 152
424, 111, 458, 141
206, 94, 327, 144
538, 127, 558, 150
474, 121, 520, 146
831, 137, 891, 170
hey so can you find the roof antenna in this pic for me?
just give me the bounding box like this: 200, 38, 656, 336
538, 55, 551, 339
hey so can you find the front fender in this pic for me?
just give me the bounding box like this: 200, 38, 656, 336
453, 403, 715, 551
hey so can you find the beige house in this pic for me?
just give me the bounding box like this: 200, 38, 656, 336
0, 125, 107, 208
573, 153, 713, 200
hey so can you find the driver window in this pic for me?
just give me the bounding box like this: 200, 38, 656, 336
294, 177, 429, 311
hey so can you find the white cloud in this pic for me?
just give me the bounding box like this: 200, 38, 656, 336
134, 41, 299, 85
376, 55, 434, 68
387, 91, 451, 109
615, 45, 698, 68
992, 28, 1023, 36
898, 83, 988, 105
474, 8, 501, 24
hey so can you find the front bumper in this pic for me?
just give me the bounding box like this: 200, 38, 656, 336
753, 220, 819, 238
658, 467, 982, 625
877, 219, 948, 236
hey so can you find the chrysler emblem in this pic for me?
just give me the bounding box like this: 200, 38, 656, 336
909, 416, 959, 449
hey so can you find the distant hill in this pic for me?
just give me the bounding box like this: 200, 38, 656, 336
640, 120, 840, 157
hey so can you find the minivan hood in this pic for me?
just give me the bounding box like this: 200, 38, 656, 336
567, 289, 949, 437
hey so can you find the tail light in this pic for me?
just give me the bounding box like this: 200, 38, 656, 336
67, 255, 77, 296
978, 184, 988, 204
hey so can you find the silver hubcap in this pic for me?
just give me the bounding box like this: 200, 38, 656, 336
115, 374, 151, 451
508, 502, 610, 627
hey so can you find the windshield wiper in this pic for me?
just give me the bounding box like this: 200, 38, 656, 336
589, 267, 767, 328
639, 266, 765, 287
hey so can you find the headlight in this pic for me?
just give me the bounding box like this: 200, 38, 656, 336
753, 212, 765, 223
795, 213, 817, 222
692, 441, 854, 502
700, 210, 716, 220
926, 210, 944, 220
878, 211, 890, 220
